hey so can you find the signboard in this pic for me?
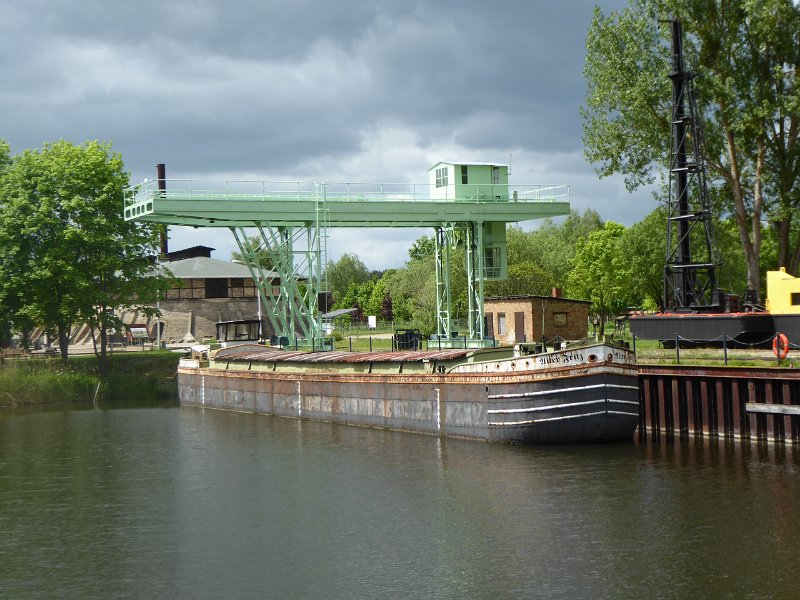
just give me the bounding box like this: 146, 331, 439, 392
367, 315, 377, 330
129, 326, 149, 339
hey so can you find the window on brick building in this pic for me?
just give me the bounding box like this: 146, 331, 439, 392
497, 313, 506, 335
205, 278, 228, 299
230, 278, 246, 298
553, 312, 567, 327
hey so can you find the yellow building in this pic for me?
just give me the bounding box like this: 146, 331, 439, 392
766, 268, 800, 314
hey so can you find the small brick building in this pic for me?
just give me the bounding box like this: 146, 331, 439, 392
484, 292, 590, 346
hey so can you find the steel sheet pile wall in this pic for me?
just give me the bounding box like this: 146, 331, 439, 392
639, 366, 800, 444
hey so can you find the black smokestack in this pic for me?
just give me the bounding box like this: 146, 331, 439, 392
156, 163, 168, 256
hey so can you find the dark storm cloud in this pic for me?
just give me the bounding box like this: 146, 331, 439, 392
1, 0, 642, 266
7, 0, 380, 59
1, 0, 629, 173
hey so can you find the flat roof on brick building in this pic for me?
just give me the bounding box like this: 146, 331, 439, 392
486, 295, 590, 304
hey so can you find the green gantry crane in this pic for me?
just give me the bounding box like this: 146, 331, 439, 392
124, 162, 569, 349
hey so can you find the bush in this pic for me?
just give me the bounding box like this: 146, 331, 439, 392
0, 351, 180, 406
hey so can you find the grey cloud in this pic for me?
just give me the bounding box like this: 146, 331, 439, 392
1, 0, 637, 260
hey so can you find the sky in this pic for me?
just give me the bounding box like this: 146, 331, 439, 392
0, 0, 650, 269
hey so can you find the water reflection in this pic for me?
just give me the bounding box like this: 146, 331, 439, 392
0, 404, 798, 599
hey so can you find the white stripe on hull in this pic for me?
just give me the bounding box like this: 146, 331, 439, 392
488, 398, 638, 415
488, 382, 639, 401
489, 409, 639, 427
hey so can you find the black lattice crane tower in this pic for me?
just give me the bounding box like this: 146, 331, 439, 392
663, 18, 720, 312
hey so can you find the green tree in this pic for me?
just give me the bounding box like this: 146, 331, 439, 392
485, 262, 556, 297
380, 269, 413, 324
381, 254, 438, 334
337, 279, 375, 321
616, 205, 749, 311
326, 253, 370, 303
0, 139, 14, 347
583, 0, 800, 296
715, 216, 749, 297
499, 209, 604, 293
567, 221, 632, 330
0, 140, 169, 370
527, 209, 604, 285
408, 235, 436, 261
620, 206, 667, 310
0, 139, 9, 173
364, 278, 389, 319
0, 138, 18, 348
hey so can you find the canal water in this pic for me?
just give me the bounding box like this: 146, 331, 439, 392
1, 402, 798, 599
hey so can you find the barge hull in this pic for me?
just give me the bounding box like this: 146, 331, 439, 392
177, 362, 639, 444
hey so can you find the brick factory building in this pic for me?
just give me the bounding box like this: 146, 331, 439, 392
484, 291, 590, 346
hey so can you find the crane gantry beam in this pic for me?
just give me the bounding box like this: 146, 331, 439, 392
124, 180, 569, 227
124, 178, 570, 348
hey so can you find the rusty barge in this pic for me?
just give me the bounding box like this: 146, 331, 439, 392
177, 341, 639, 444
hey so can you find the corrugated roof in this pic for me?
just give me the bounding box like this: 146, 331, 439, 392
162, 256, 274, 280
485, 295, 591, 304
322, 308, 358, 319
212, 344, 472, 364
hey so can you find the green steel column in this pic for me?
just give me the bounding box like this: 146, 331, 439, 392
435, 226, 452, 338
311, 183, 330, 347
476, 223, 485, 339
466, 223, 475, 340
231, 227, 279, 339
231, 190, 330, 347
281, 227, 297, 340
465, 222, 485, 340
277, 226, 317, 342
265, 226, 295, 339
235, 224, 324, 344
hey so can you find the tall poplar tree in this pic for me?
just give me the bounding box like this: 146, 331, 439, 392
583, 0, 800, 295
0, 139, 14, 347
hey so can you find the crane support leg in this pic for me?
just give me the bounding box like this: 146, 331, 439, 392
466, 222, 486, 341
231, 225, 327, 348
435, 226, 454, 339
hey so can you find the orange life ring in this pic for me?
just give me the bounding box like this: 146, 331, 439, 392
773, 333, 789, 360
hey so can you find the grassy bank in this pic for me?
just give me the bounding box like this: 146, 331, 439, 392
634, 346, 796, 368
0, 351, 181, 407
